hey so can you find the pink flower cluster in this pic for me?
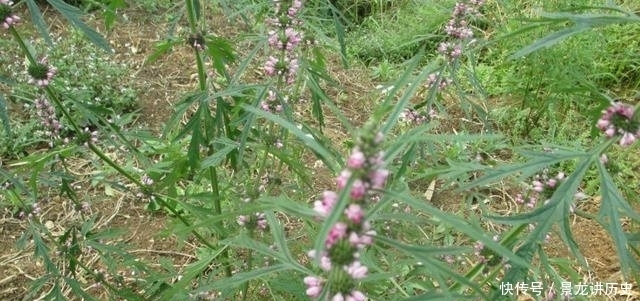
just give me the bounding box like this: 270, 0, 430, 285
263, 0, 303, 85
187, 33, 205, 51
400, 108, 437, 125
437, 1, 484, 61
514, 170, 586, 244
34, 96, 62, 143
82, 127, 99, 146
515, 171, 567, 210
305, 131, 389, 300
0, 0, 20, 29
471, 235, 500, 267
597, 102, 640, 147
262, 1, 305, 113
437, 42, 463, 61
237, 212, 268, 231
426, 72, 452, 91
28, 57, 57, 88
473, 241, 486, 263
17, 202, 41, 220
406, 1, 484, 124
260, 88, 284, 113
141, 174, 154, 186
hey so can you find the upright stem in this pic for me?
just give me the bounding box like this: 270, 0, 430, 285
240, 230, 255, 301
186, 0, 232, 277
194, 48, 207, 91
184, 0, 198, 33
9, 27, 37, 66
204, 116, 232, 277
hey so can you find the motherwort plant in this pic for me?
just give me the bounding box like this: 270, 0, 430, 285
262, 0, 304, 113
304, 126, 389, 300
404, 0, 485, 125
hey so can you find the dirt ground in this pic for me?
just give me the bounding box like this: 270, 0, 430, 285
0, 2, 638, 301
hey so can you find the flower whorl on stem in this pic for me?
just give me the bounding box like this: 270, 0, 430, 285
305, 129, 389, 300
0, 0, 20, 29
262, 0, 304, 113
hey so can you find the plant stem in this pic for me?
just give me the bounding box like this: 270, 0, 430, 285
241, 230, 255, 301
194, 48, 207, 92
185, 0, 198, 33
181, 0, 233, 278
205, 131, 232, 277
87, 143, 142, 186
9, 27, 37, 66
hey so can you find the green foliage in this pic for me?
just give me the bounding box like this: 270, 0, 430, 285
347, 1, 451, 64
51, 31, 138, 118
328, 0, 411, 24
472, 1, 640, 143
1, 0, 639, 300
25, 0, 113, 52
0, 32, 137, 158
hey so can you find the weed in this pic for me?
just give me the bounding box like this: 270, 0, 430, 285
0, 1, 639, 300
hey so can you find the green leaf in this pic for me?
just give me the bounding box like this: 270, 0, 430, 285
488, 152, 594, 273
0, 168, 30, 196
307, 68, 327, 131
43, 282, 65, 300
596, 161, 640, 281
332, 10, 349, 68
163, 92, 205, 139
192, 0, 201, 21
459, 145, 588, 191
265, 210, 310, 273
261, 145, 312, 188
392, 142, 417, 181
171, 201, 269, 237
545, 256, 581, 283
0, 94, 10, 136
262, 195, 318, 219
509, 7, 640, 59
489, 148, 599, 298
373, 240, 484, 300
552, 159, 593, 266
67, 98, 142, 155
206, 36, 236, 76
230, 39, 264, 86
25, 0, 53, 46
200, 138, 239, 169
268, 273, 308, 300
85, 227, 127, 241
47, 0, 113, 53
31, 224, 56, 272
26, 274, 54, 300
160, 247, 227, 298
376, 235, 468, 258
233, 86, 263, 170
195, 264, 289, 292
384, 190, 530, 269
0, 74, 17, 85
64, 277, 98, 301
187, 122, 203, 171
146, 39, 180, 64
510, 25, 590, 59
380, 51, 431, 135
104, 0, 126, 30
242, 105, 339, 171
